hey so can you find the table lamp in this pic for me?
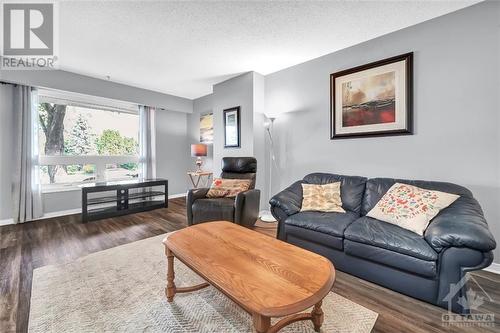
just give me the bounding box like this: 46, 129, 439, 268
191, 143, 207, 172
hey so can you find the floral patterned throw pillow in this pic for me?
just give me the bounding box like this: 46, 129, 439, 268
367, 183, 459, 235
301, 182, 345, 213
206, 178, 252, 198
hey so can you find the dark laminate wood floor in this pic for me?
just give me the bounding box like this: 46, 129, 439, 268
1, 197, 498, 333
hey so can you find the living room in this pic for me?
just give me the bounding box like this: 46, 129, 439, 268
0, 1, 499, 332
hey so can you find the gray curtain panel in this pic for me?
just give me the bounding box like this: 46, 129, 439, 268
0, 83, 15, 221
12, 85, 43, 223
139, 105, 157, 179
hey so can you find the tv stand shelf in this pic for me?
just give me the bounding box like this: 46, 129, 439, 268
80, 179, 168, 223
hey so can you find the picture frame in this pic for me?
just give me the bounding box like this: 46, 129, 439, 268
223, 106, 241, 148
199, 112, 213, 144
330, 52, 413, 139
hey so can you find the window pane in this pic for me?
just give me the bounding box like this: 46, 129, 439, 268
38, 103, 139, 156
105, 163, 139, 181
40, 164, 96, 185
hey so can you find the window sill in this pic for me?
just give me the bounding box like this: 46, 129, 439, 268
42, 186, 82, 194
41, 178, 139, 194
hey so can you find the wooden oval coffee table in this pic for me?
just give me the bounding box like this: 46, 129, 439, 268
163, 221, 335, 333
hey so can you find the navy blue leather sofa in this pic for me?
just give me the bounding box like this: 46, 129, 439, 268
269, 173, 496, 313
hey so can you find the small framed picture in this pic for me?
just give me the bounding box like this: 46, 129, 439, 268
223, 106, 240, 148
330, 53, 413, 139
200, 112, 213, 144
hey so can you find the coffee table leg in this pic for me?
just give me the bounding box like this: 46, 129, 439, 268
311, 300, 324, 332
166, 247, 176, 302
253, 313, 271, 333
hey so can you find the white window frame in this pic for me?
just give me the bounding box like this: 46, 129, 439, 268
38, 89, 141, 192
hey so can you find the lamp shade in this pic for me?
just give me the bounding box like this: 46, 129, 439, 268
191, 143, 207, 157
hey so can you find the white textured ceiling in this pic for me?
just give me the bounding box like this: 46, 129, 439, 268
58, 0, 480, 99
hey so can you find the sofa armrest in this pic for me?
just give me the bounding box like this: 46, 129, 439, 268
269, 181, 303, 216
270, 206, 289, 240
235, 189, 260, 227
436, 247, 494, 314
424, 197, 496, 252
186, 188, 210, 225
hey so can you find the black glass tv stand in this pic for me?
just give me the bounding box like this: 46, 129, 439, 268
80, 179, 168, 223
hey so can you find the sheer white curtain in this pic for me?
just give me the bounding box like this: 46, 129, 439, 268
12, 86, 43, 223
139, 105, 156, 179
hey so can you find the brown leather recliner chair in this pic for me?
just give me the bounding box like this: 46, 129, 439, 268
187, 157, 260, 227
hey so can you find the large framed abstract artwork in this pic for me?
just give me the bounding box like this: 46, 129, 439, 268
330, 53, 413, 139
223, 106, 240, 148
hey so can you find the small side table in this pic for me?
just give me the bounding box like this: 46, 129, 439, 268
187, 171, 213, 189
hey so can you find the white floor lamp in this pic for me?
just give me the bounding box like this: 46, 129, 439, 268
259, 116, 277, 223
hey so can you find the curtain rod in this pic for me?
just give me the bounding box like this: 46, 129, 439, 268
38, 95, 139, 114
0, 81, 17, 86
0, 81, 166, 111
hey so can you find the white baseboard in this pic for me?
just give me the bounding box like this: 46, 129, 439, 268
483, 263, 500, 274
0, 209, 83, 226
0, 218, 14, 226
168, 193, 187, 199
0, 193, 187, 226
42, 208, 82, 219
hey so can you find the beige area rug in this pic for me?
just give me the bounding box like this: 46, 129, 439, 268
29, 234, 378, 333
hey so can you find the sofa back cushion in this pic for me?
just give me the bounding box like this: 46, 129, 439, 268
303, 173, 367, 214
361, 178, 473, 216
221, 157, 257, 189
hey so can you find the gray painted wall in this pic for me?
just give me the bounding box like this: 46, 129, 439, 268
0, 70, 193, 113
212, 72, 255, 176
155, 110, 191, 195
188, 94, 214, 181
187, 73, 268, 209
265, 2, 500, 262
43, 190, 81, 213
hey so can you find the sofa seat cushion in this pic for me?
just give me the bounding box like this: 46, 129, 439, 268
192, 198, 234, 224
344, 216, 438, 261
284, 224, 344, 250
344, 240, 437, 277
285, 211, 359, 238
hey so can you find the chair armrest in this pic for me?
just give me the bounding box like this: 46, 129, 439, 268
269, 181, 303, 216
186, 188, 209, 225
235, 189, 260, 227
424, 197, 496, 252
